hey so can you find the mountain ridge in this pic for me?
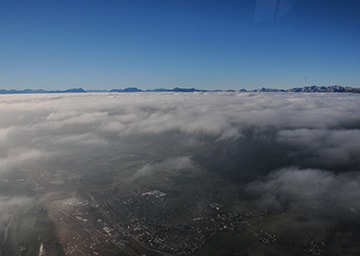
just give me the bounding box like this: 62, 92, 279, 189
0, 85, 359, 94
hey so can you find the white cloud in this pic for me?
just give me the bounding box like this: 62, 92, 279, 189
131, 156, 196, 181
0, 92, 359, 236
247, 167, 360, 216
0, 92, 359, 177
0, 148, 46, 171
277, 128, 360, 165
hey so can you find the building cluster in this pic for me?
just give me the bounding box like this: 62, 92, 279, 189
53, 187, 324, 256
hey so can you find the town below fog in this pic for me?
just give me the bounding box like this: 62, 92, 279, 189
0, 92, 359, 256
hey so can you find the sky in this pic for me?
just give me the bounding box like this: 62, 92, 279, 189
0, 0, 359, 90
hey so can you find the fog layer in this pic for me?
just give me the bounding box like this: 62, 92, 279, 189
1, 92, 359, 224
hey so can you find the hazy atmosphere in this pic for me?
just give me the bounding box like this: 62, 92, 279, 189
1, 92, 360, 255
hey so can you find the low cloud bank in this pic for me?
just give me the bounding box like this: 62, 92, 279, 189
132, 156, 196, 181
247, 167, 360, 217
0, 92, 359, 223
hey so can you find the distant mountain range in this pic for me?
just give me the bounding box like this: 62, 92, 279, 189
253, 85, 360, 93
0, 85, 359, 94
0, 88, 86, 94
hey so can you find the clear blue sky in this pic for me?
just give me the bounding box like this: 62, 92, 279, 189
0, 0, 359, 90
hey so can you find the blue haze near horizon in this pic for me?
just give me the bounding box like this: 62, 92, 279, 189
0, 0, 359, 90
